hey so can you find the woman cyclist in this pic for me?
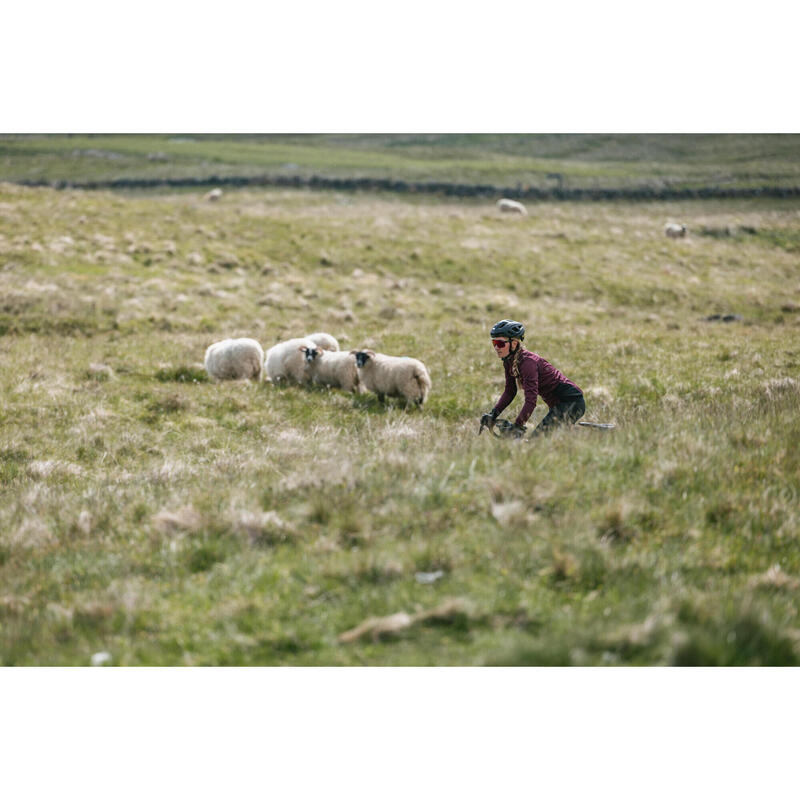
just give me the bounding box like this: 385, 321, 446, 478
482, 319, 585, 438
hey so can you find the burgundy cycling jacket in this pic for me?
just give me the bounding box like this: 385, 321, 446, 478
493, 347, 582, 426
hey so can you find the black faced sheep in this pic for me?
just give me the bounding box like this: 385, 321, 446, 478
352, 350, 431, 405
265, 337, 319, 384
309, 350, 361, 393
665, 222, 687, 238
305, 332, 340, 352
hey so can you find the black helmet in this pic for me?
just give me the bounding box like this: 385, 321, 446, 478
490, 319, 525, 340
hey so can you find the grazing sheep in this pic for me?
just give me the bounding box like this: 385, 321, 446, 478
352, 350, 431, 405
665, 222, 687, 238
264, 337, 319, 384
204, 338, 264, 381
306, 332, 340, 352
497, 198, 528, 216
204, 188, 223, 202
309, 349, 361, 393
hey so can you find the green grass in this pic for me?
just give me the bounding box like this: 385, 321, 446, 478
1, 176, 799, 665
2, 133, 800, 190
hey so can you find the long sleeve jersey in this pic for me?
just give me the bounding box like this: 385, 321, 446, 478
493, 348, 582, 426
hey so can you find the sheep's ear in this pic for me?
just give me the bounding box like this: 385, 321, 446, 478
349, 349, 359, 355
366, 349, 376, 358
299, 345, 308, 352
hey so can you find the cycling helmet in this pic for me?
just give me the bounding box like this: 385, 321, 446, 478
490, 319, 525, 340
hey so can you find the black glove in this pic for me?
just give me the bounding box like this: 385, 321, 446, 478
492, 419, 522, 438
479, 412, 494, 434
480, 409, 499, 425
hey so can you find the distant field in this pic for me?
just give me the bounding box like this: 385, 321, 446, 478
2, 133, 800, 191
1, 174, 799, 665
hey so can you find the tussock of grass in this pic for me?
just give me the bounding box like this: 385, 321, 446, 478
155, 365, 208, 383
338, 598, 476, 644
670, 604, 800, 666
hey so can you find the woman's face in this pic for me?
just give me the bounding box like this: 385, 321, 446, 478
492, 337, 510, 358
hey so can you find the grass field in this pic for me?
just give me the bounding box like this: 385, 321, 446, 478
3, 133, 800, 190
1, 136, 800, 665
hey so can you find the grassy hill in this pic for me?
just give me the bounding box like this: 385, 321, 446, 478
3, 133, 800, 190
1, 160, 799, 664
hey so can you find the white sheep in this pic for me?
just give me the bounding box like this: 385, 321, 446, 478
204, 188, 223, 202
309, 350, 361, 393
204, 338, 264, 381
264, 337, 319, 384
352, 350, 431, 405
497, 198, 528, 216
306, 332, 340, 352
665, 222, 687, 238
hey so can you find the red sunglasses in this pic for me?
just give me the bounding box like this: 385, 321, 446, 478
492, 339, 509, 348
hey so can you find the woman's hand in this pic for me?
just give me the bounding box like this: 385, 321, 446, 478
479, 411, 498, 435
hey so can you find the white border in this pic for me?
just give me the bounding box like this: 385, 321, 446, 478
3, 3, 798, 131
2, 668, 797, 799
